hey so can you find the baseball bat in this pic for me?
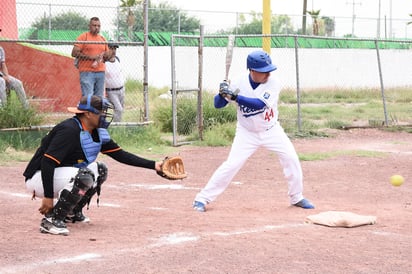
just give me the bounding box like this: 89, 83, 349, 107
224, 35, 235, 81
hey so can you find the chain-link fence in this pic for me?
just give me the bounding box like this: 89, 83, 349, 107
171, 34, 412, 145
0, 40, 145, 125
2, 2, 412, 141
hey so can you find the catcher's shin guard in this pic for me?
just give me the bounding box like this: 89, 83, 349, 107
52, 168, 95, 221
72, 162, 108, 213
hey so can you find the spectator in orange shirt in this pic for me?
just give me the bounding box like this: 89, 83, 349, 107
71, 17, 114, 97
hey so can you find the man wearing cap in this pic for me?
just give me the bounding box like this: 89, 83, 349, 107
23, 95, 163, 235
192, 50, 315, 213
71, 17, 114, 97
105, 42, 125, 122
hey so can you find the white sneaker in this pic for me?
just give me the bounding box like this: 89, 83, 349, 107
40, 217, 69, 235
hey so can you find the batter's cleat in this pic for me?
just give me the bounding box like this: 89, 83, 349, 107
40, 217, 69, 235
193, 201, 206, 212
65, 211, 90, 223
293, 198, 315, 209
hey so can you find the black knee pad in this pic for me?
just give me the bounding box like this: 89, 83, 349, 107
73, 163, 108, 212
73, 168, 95, 193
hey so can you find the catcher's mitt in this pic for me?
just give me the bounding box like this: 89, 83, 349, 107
157, 156, 187, 180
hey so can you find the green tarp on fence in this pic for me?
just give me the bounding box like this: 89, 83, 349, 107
18, 29, 412, 49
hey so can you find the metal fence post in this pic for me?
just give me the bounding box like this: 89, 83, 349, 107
143, 0, 149, 122
375, 39, 389, 126
198, 26, 204, 140
170, 35, 178, 146
294, 35, 302, 132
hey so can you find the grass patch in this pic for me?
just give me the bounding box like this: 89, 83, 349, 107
299, 150, 388, 161
0, 147, 33, 163
107, 124, 173, 154
152, 92, 237, 135
0, 93, 44, 129
279, 87, 412, 129
195, 122, 236, 146
0, 130, 46, 152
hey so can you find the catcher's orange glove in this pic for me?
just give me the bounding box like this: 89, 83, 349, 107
157, 156, 187, 180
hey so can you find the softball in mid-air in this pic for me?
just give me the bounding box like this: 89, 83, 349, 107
390, 175, 404, 187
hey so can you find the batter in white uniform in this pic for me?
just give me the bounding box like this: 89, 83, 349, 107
193, 50, 314, 212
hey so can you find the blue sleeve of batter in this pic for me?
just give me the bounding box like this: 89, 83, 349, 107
236, 95, 266, 110
214, 94, 229, 108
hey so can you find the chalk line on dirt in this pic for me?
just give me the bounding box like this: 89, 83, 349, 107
0, 190, 31, 198
212, 223, 306, 236
0, 223, 307, 273
107, 183, 199, 190
0, 253, 102, 273
149, 232, 200, 247
0, 190, 122, 208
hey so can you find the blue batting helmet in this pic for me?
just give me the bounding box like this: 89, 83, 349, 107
246, 50, 277, 73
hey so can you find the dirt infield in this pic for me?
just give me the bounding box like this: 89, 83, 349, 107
1, 128, 411, 273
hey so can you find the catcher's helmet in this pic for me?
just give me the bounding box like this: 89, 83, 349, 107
68, 95, 114, 128
246, 50, 277, 73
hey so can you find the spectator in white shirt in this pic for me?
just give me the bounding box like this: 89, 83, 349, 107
104, 42, 125, 122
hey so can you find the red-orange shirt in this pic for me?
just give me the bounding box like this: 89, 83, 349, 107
74, 32, 108, 72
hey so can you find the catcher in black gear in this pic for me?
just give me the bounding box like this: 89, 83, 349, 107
23, 95, 170, 236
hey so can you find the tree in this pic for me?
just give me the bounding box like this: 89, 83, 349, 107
236, 12, 263, 34
322, 16, 335, 37
302, 0, 308, 35
272, 14, 295, 34
29, 11, 89, 39
116, 1, 200, 40
234, 12, 295, 35
31, 11, 89, 30
307, 10, 321, 36
120, 0, 142, 40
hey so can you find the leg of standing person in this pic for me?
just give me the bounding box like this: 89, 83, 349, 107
7, 75, 29, 109
119, 87, 125, 122
80, 72, 95, 96
194, 125, 259, 210
93, 72, 105, 97
262, 124, 304, 204
106, 89, 123, 122
0, 77, 6, 107
262, 124, 314, 209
